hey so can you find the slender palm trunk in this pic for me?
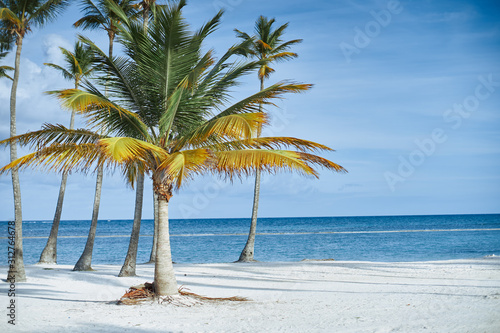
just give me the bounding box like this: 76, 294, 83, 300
238, 170, 261, 262
38, 172, 69, 264
7, 38, 26, 282
238, 78, 265, 262
148, 191, 159, 263
154, 195, 178, 296
73, 164, 103, 271
73, 36, 114, 271
39, 84, 78, 264
119, 173, 145, 277
143, 6, 149, 33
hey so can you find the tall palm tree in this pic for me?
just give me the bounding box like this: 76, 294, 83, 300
72, 0, 137, 271
1, 1, 345, 298
74, 0, 136, 62
38, 42, 95, 264
0, 51, 13, 80
118, 0, 165, 275
235, 16, 303, 262
0, 0, 69, 282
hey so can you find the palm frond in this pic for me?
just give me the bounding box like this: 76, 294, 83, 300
30, 0, 70, 28
213, 149, 317, 180
44, 62, 74, 81
98, 137, 167, 164
206, 136, 335, 153
173, 112, 267, 150
157, 148, 213, 189
214, 82, 312, 119
0, 142, 109, 175
214, 149, 346, 181
48, 88, 150, 139
0, 124, 101, 149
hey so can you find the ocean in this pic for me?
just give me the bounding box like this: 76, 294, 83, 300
1, 214, 499, 266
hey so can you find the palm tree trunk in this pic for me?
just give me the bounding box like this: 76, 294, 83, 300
143, 5, 150, 33
73, 34, 114, 271
148, 192, 159, 263
238, 169, 261, 262
38, 172, 68, 264
39, 97, 77, 264
238, 78, 265, 262
73, 164, 103, 271
7, 38, 26, 282
154, 195, 178, 296
119, 172, 145, 277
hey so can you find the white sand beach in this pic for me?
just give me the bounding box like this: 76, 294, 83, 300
1, 257, 500, 332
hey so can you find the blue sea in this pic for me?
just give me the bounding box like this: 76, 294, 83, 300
1, 214, 499, 266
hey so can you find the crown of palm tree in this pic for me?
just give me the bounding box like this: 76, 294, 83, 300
235, 15, 302, 81
44, 42, 95, 88
1, 1, 345, 196
74, 0, 137, 39
0, 0, 69, 47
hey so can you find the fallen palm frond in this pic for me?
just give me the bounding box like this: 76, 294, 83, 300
118, 282, 250, 306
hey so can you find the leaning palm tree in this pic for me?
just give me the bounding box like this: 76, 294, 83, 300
1, 1, 346, 299
235, 16, 303, 262
0, 0, 70, 282
0, 51, 13, 80
38, 42, 95, 264
72, 0, 137, 271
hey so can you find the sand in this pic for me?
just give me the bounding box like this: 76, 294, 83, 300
1, 257, 500, 332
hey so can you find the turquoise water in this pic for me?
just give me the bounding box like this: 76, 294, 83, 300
1, 214, 499, 265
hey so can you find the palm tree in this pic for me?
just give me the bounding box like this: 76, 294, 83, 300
118, 0, 165, 275
73, 0, 137, 271
235, 16, 303, 262
0, 51, 13, 80
74, 0, 136, 62
134, 0, 163, 32
1, 1, 346, 298
38, 42, 95, 264
0, 0, 69, 282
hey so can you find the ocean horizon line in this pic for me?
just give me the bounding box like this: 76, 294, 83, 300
1, 212, 499, 223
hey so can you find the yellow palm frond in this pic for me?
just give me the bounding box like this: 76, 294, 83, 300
256, 40, 272, 51
0, 124, 101, 150
0, 8, 21, 27
214, 149, 316, 180
173, 113, 267, 150
268, 52, 298, 62
98, 137, 168, 165
206, 136, 335, 153
0, 143, 109, 175
258, 65, 274, 80
157, 148, 213, 189
48, 89, 150, 138
48, 88, 112, 112
213, 149, 346, 181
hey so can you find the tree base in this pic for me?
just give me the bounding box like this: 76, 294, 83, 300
72, 267, 95, 272
235, 257, 258, 263
118, 283, 249, 306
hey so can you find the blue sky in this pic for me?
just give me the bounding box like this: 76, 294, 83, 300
1, 0, 499, 220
